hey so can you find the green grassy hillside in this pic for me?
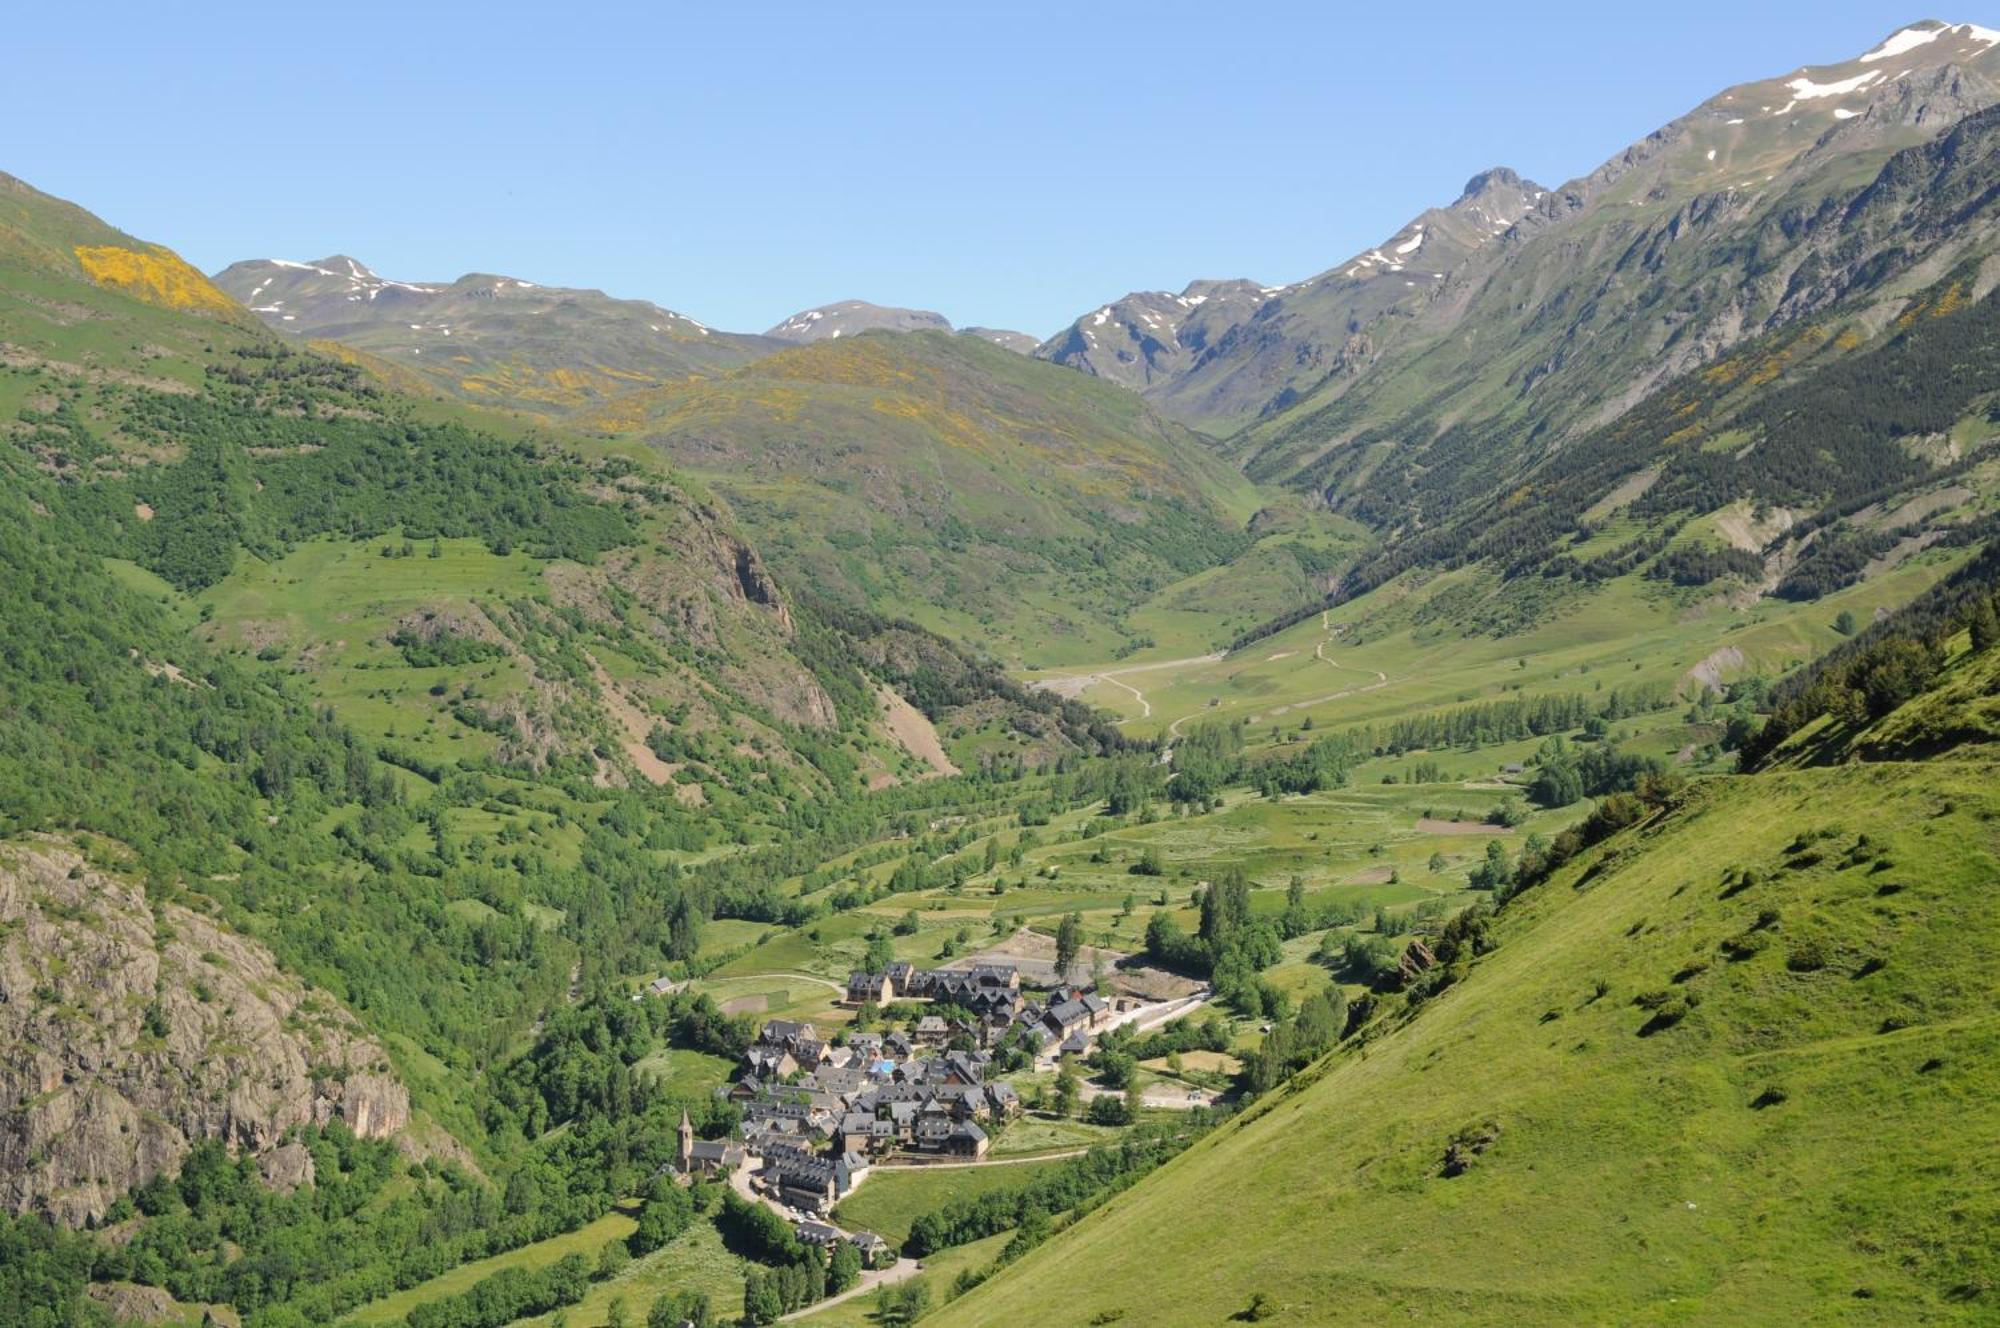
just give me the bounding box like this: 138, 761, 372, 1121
938, 749, 2000, 1325
7, 43, 2000, 1326
0, 172, 1138, 1201
583, 330, 1265, 666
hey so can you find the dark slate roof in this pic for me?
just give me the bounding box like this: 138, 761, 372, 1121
766, 1148, 839, 1188
688, 1140, 741, 1162
1046, 999, 1090, 1026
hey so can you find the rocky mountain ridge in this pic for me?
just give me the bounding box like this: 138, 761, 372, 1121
1237, 23, 2000, 511
1039, 20, 2000, 442
211, 254, 780, 412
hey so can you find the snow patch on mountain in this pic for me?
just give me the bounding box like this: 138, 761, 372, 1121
1787, 70, 1885, 101
1861, 21, 2000, 63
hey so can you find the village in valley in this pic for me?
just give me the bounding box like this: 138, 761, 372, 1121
656, 949, 1213, 1282
600, 768, 1537, 1322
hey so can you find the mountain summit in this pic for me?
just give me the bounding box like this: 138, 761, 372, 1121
764, 299, 1038, 352
1042, 20, 2000, 436
1037, 166, 1546, 432
764, 299, 952, 342
211, 255, 778, 410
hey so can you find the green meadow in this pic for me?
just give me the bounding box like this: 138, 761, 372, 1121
937, 756, 2000, 1326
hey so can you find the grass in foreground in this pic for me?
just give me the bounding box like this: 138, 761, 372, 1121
936, 758, 2000, 1325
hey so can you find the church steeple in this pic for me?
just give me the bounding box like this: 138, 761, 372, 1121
678, 1108, 694, 1173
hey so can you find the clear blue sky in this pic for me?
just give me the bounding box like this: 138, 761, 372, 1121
0, 1, 1960, 337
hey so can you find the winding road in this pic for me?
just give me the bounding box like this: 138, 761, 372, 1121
1031, 652, 1225, 727
1245, 610, 1391, 724
1030, 611, 1401, 751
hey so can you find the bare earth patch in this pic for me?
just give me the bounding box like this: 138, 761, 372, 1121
1714, 500, 1795, 553
586, 653, 703, 803
133, 502, 154, 522
1868, 485, 1972, 532
1416, 818, 1510, 836
1580, 463, 1663, 523
129, 649, 202, 688
1683, 645, 1745, 696
877, 683, 959, 779
953, 929, 1201, 999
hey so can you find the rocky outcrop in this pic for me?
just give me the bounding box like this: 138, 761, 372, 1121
0, 837, 410, 1227
87, 1283, 183, 1325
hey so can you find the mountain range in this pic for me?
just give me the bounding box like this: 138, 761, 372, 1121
3, 18, 2000, 1328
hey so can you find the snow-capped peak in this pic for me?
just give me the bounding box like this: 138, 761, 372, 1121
1860, 20, 2000, 63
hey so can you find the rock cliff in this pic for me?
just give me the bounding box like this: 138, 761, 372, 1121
0, 836, 409, 1226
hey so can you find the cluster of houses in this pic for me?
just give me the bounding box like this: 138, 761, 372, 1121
843, 960, 1119, 1058
734, 1019, 1022, 1172
661, 962, 1129, 1222
729, 970, 1126, 1213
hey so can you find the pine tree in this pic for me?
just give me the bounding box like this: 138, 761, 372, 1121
1055, 912, 1083, 979
1970, 595, 2000, 652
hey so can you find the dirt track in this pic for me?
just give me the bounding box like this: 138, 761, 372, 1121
1032, 651, 1225, 727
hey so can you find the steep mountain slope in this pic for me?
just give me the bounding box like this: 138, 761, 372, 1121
958, 325, 1041, 354
1239, 21, 2000, 491
0, 170, 263, 360
1305, 205, 2000, 632
941, 654, 2000, 1324
583, 330, 1261, 665
1037, 278, 1281, 402
765, 298, 952, 342
1039, 21, 2000, 452
1038, 169, 1547, 434
211, 255, 779, 412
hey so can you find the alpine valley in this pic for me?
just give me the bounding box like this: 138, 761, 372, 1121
3, 17, 1999, 1328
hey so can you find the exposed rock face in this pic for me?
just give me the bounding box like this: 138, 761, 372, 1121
88, 1283, 182, 1324
0, 837, 409, 1227
257, 1140, 316, 1193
